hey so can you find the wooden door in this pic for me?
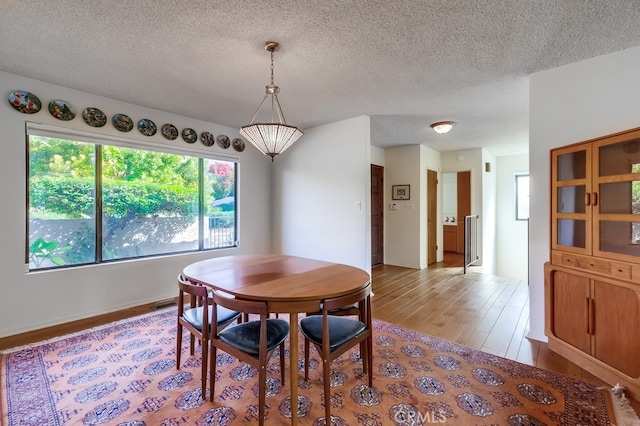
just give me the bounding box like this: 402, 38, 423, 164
371, 165, 384, 266
593, 281, 640, 377
427, 169, 437, 265
551, 270, 591, 354
456, 171, 471, 254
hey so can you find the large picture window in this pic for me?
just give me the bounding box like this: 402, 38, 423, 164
27, 130, 237, 271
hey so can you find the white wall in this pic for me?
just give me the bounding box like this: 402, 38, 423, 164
371, 145, 385, 167
482, 149, 497, 274
496, 154, 529, 279
442, 172, 457, 219
528, 45, 640, 341
0, 70, 273, 338
384, 146, 422, 268
271, 116, 371, 272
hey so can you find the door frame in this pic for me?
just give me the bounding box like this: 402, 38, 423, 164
427, 169, 438, 265
371, 164, 384, 267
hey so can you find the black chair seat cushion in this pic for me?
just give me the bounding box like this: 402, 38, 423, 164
183, 306, 241, 331
300, 315, 366, 351
218, 318, 290, 356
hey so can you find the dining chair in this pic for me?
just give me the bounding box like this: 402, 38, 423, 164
305, 302, 361, 317
299, 285, 373, 423
176, 274, 242, 400
209, 289, 290, 424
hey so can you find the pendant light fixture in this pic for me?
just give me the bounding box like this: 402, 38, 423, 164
240, 41, 303, 161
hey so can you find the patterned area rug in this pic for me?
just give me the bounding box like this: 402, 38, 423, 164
0, 309, 632, 425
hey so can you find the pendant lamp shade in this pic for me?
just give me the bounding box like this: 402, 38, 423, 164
240, 122, 303, 160
240, 42, 303, 161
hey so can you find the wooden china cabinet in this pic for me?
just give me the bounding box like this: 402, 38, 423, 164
545, 127, 640, 399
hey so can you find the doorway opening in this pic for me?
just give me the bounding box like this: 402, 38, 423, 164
427, 169, 437, 265
440, 170, 471, 268
371, 164, 384, 267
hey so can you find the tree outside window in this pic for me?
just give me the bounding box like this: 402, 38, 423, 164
27, 134, 237, 270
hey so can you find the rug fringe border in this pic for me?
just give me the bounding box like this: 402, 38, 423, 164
608, 384, 640, 426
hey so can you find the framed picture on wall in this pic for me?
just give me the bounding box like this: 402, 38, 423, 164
392, 184, 410, 200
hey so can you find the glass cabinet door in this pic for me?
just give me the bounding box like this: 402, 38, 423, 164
593, 134, 640, 261
551, 144, 591, 253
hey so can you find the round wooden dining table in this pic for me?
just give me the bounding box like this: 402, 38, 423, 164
182, 254, 371, 425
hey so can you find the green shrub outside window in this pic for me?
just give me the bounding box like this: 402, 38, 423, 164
27, 133, 237, 271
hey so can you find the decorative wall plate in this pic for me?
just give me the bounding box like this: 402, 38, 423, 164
232, 138, 245, 152
216, 134, 230, 149
161, 123, 178, 140
137, 119, 157, 136
201, 131, 215, 147
182, 128, 197, 144
48, 99, 76, 121
82, 107, 107, 127
112, 113, 134, 132
8, 90, 41, 114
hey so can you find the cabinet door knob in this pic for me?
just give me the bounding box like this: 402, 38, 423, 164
592, 192, 598, 206
585, 193, 591, 206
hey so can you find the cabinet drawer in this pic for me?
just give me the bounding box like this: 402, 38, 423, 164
560, 254, 609, 274
609, 262, 632, 280
557, 253, 634, 281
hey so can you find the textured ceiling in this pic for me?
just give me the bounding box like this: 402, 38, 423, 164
2, 1, 640, 156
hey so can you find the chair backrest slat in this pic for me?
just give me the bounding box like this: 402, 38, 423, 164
322, 284, 370, 313
178, 274, 209, 298
212, 290, 268, 316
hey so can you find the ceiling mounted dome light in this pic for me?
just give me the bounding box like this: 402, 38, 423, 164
430, 121, 456, 134
240, 41, 303, 161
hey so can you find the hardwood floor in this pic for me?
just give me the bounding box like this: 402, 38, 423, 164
373, 258, 536, 363
372, 255, 640, 412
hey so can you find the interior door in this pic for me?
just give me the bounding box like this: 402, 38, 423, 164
428, 169, 437, 265
456, 171, 471, 253
371, 165, 384, 266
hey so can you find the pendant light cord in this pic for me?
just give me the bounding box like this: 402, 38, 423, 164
270, 49, 275, 86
